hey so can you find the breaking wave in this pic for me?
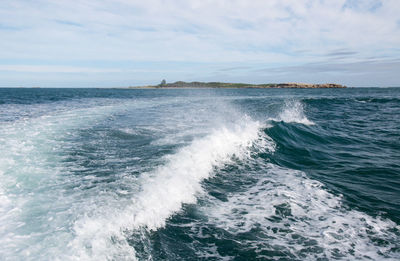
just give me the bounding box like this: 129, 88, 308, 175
273, 100, 315, 125
68, 115, 270, 260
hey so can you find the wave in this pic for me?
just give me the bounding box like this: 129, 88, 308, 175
68, 115, 272, 260
268, 100, 315, 125
0, 100, 151, 260
2, 91, 398, 260
201, 163, 399, 260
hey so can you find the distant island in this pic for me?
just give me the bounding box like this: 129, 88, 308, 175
130, 81, 346, 89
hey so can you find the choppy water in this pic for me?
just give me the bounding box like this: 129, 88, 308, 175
0, 88, 399, 260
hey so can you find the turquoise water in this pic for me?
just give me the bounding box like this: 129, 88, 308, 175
0, 88, 399, 260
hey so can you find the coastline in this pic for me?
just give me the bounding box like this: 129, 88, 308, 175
126, 82, 347, 89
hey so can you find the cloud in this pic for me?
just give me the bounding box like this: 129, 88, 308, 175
0, 0, 399, 86
326, 50, 358, 57
54, 20, 84, 27
258, 59, 400, 75
342, 0, 383, 12
0, 65, 122, 73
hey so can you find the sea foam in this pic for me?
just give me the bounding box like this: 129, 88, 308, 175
276, 100, 315, 125
69, 115, 268, 260
0, 99, 146, 260
202, 163, 399, 260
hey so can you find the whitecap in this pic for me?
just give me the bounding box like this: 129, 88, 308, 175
202, 163, 399, 260
68, 115, 273, 260
271, 100, 315, 125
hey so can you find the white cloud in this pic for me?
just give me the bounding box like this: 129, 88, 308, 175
0, 65, 122, 73
0, 0, 399, 86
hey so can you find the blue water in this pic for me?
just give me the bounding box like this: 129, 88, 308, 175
0, 88, 399, 260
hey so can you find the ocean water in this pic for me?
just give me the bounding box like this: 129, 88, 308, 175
0, 87, 399, 260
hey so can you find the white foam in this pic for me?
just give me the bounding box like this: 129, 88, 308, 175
0, 99, 151, 260
68, 115, 270, 260
202, 163, 399, 260
133, 118, 263, 230
2, 95, 266, 260
275, 100, 315, 125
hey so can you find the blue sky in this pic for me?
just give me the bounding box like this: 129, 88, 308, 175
0, 0, 399, 87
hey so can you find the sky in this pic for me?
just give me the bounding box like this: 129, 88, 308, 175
1, 0, 400, 87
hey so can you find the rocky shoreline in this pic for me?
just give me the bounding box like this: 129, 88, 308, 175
130, 81, 346, 89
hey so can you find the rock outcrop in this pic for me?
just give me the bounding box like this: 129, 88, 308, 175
273, 83, 346, 88
148, 81, 347, 88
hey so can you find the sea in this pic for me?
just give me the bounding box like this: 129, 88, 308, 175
0, 87, 399, 260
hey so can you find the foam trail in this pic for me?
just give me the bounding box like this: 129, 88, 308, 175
69, 116, 265, 260
0, 99, 150, 260
276, 100, 315, 125
203, 163, 399, 260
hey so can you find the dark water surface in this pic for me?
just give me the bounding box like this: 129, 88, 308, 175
0, 88, 399, 260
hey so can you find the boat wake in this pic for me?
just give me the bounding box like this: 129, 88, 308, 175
1, 93, 399, 260
201, 163, 399, 260
69, 115, 270, 260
